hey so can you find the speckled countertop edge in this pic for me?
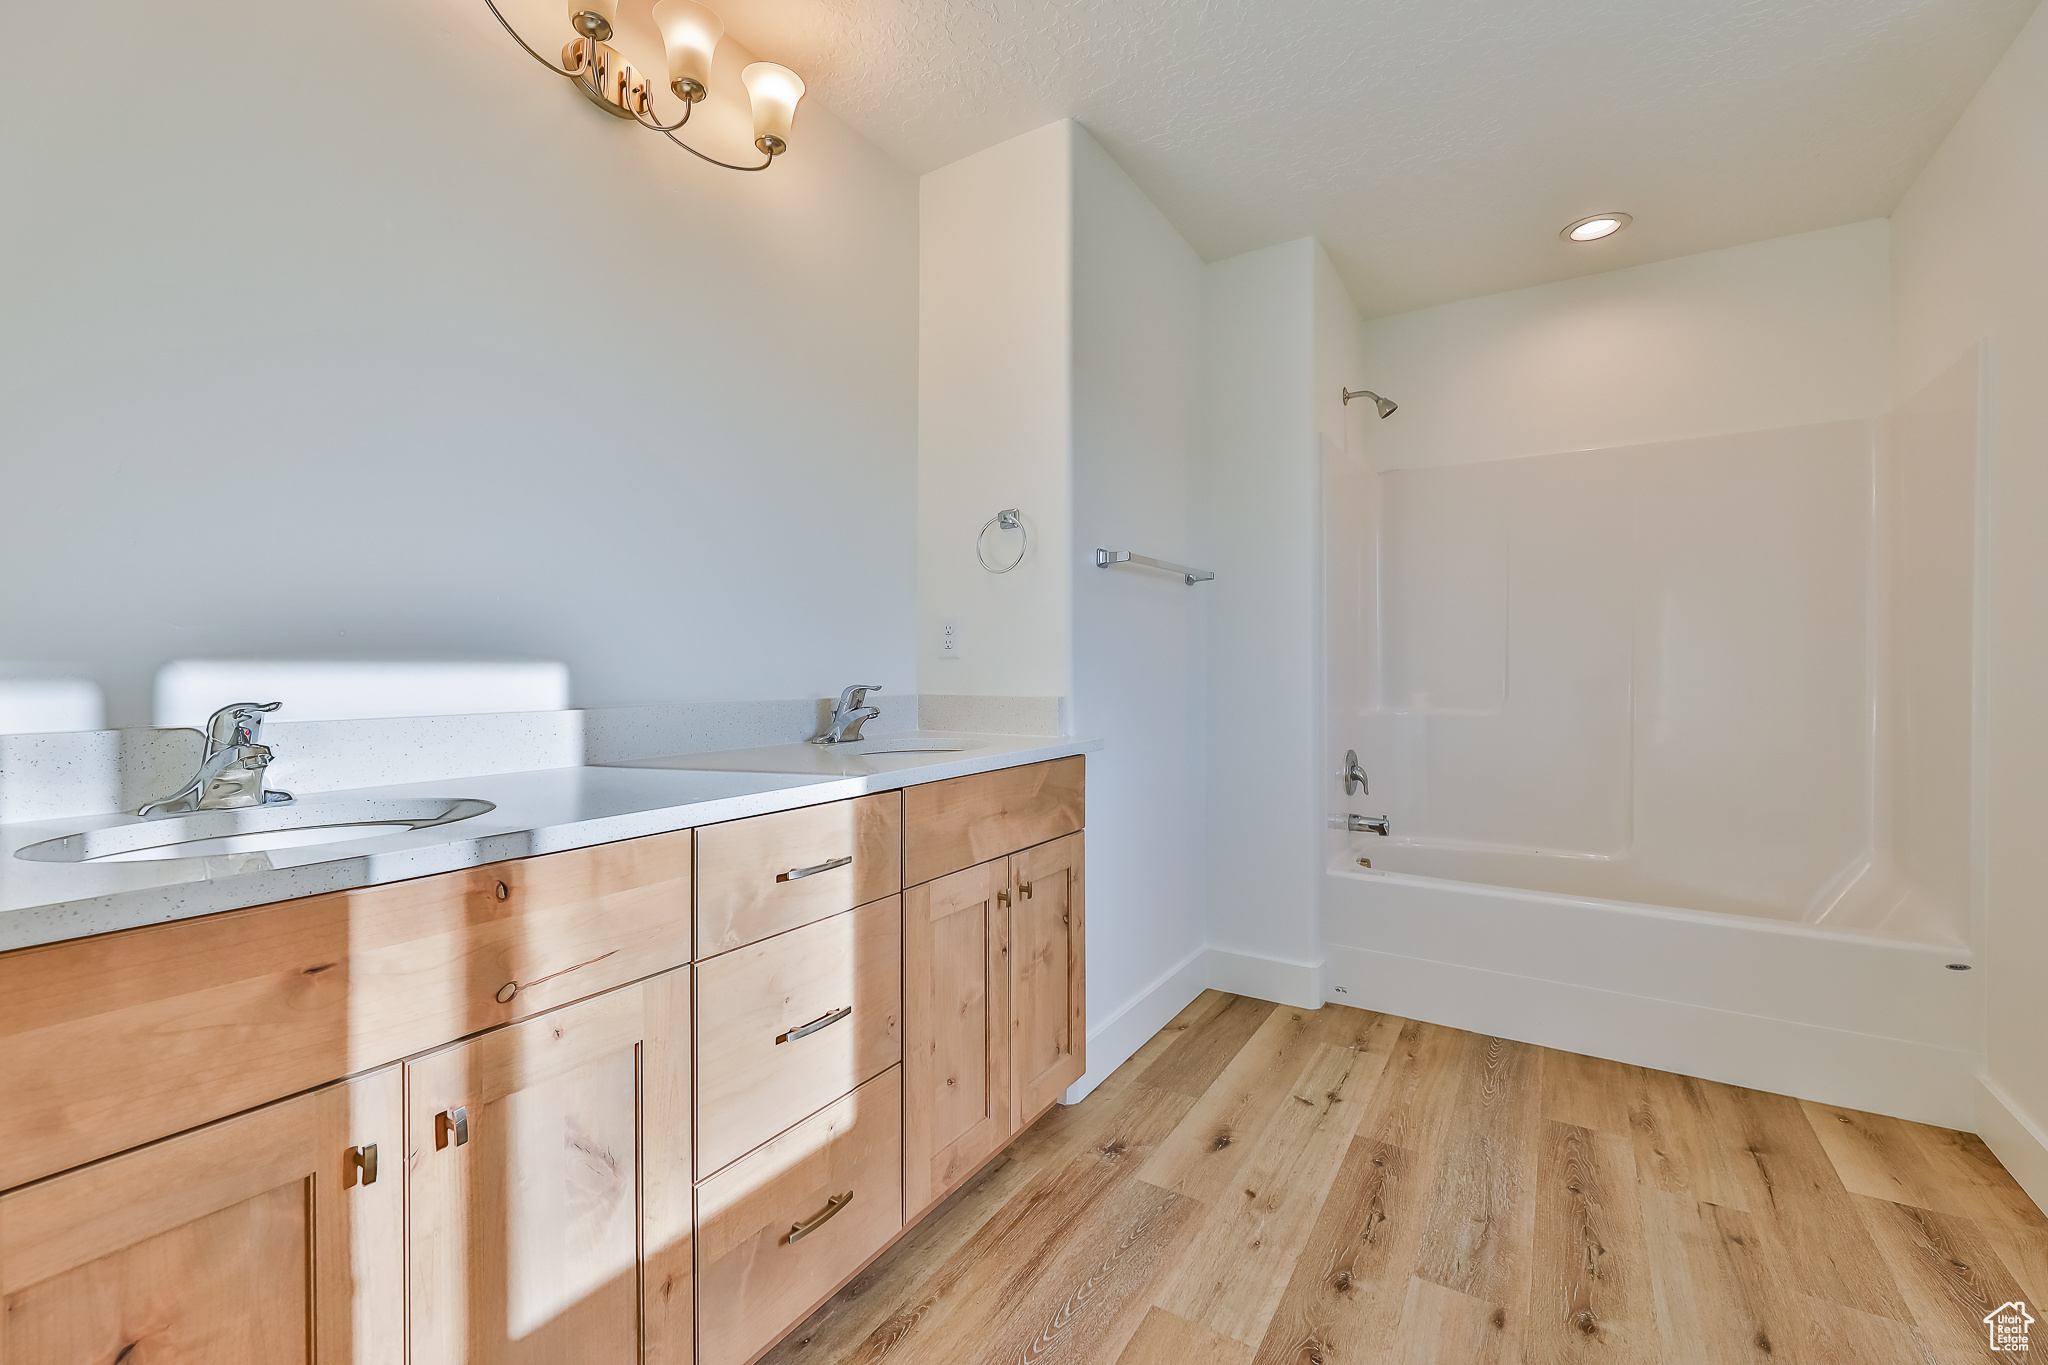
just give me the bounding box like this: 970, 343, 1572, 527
0, 734, 1097, 953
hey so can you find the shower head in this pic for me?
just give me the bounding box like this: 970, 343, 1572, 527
1342, 388, 1398, 419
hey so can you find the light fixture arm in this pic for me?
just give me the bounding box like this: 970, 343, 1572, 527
482, 0, 589, 77
659, 124, 773, 171
631, 98, 695, 134
480, 0, 784, 172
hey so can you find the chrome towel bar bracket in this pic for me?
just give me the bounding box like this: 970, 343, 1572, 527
1096, 549, 1214, 585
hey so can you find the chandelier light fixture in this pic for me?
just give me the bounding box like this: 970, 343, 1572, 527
483, 0, 806, 171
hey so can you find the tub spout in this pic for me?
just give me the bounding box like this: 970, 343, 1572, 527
1348, 814, 1390, 836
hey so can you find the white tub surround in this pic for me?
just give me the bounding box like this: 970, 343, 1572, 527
0, 731, 1094, 952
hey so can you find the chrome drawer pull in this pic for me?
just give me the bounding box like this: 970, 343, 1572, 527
346, 1143, 379, 1187
776, 1006, 852, 1045
777, 855, 852, 884
786, 1190, 854, 1244
437, 1106, 469, 1149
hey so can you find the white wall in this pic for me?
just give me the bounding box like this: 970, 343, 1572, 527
1356, 221, 1893, 471
1067, 125, 1210, 1092
916, 124, 1074, 699
1198, 239, 1326, 1003
0, 0, 919, 726
1891, 0, 2048, 1208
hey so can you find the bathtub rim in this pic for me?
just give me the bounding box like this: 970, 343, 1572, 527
1327, 859, 1975, 958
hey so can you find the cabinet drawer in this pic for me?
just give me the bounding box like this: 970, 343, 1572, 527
696, 1067, 903, 1365
695, 896, 901, 1176
903, 755, 1085, 886
0, 830, 692, 1191
696, 792, 901, 957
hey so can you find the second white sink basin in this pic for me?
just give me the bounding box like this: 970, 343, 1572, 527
15, 797, 497, 864
827, 738, 981, 756
604, 734, 992, 777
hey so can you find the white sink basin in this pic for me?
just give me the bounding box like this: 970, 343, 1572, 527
828, 738, 982, 756
14, 797, 497, 864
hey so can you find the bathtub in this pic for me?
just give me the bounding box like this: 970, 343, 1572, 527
1320, 846, 1984, 1128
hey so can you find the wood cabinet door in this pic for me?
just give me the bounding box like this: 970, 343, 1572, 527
406, 971, 693, 1365
903, 859, 1012, 1217
1010, 833, 1086, 1127
0, 1067, 403, 1365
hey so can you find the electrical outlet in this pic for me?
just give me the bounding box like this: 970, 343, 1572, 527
938, 618, 964, 660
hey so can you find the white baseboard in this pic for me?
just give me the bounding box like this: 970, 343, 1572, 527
1208, 946, 1324, 1010
1062, 946, 1210, 1104
1976, 1077, 2048, 1217
1325, 943, 1978, 1130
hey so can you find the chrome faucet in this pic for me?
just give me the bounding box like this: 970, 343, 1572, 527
1343, 749, 1369, 795
1348, 813, 1390, 836
813, 685, 881, 745
139, 702, 295, 816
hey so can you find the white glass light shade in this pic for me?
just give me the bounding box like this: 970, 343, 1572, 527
652, 0, 723, 98
741, 63, 805, 154
568, 0, 619, 39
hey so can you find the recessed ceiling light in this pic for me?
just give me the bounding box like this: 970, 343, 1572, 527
1563, 212, 1632, 242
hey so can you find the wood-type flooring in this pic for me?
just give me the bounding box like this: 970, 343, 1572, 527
763, 991, 2047, 1365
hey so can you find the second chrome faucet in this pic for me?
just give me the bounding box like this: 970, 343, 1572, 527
813, 685, 882, 745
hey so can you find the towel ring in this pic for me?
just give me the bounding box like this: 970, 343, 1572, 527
976, 509, 1028, 573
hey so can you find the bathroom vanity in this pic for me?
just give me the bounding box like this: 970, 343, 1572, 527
0, 752, 1086, 1365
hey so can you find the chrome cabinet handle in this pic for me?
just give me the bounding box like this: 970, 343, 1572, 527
346, 1143, 379, 1187
785, 1190, 854, 1244
437, 1106, 469, 1149
1019, 880, 1034, 900
777, 1006, 852, 1044
777, 855, 852, 884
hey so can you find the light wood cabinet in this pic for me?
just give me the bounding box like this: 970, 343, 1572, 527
695, 895, 902, 1176
0, 753, 1083, 1365
0, 828, 693, 1191
902, 755, 1084, 886
0, 1067, 403, 1365
1011, 832, 1087, 1125
696, 792, 901, 956
903, 859, 1012, 1217
405, 970, 693, 1365
902, 826, 1087, 1213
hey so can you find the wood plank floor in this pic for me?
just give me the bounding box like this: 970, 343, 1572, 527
762, 992, 2048, 1365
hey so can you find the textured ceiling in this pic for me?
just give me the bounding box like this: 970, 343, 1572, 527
712, 0, 2039, 315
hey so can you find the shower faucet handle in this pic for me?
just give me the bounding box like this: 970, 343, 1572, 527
1343, 750, 1369, 796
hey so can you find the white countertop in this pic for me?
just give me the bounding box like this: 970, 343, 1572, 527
0, 732, 1093, 952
